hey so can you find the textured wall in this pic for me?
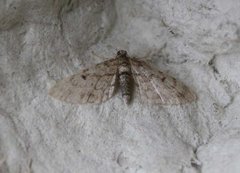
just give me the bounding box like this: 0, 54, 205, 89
0, 0, 240, 173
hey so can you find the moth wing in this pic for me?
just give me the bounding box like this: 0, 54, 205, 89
49, 59, 119, 104
130, 58, 197, 104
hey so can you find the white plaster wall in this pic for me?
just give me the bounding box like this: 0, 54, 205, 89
0, 0, 240, 173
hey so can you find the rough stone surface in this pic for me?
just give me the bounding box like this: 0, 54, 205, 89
0, 0, 240, 173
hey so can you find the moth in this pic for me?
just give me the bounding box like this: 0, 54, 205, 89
49, 50, 197, 105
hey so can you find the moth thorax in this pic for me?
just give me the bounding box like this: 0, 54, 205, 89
118, 65, 131, 74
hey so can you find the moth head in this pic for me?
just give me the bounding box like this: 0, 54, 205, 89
117, 50, 127, 57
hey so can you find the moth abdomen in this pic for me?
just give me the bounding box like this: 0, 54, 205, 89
118, 61, 132, 104
119, 74, 132, 104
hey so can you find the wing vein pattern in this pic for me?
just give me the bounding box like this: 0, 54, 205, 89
129, 58, 196, 104
49, 59, 118, 104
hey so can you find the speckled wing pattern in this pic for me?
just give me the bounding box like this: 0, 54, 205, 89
130, 58, 197, 104
49, 59, 118, 104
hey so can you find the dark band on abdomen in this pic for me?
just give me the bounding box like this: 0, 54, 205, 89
119, 71, 131, 76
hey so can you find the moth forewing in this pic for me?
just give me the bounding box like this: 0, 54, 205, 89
49, 58, 119, 104
129, 58, 197, 105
